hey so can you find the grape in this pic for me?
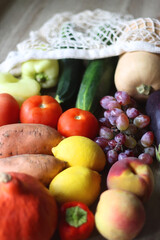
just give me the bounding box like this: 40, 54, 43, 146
103, 145, 112, 154
94, 137, 108, 149
108, 139, 117, 149
106, 149, 118, 165
104, 110, 110, 119
105, 100, 121, 111
144, 146, 155, 157
138, 153, 153, 165
118, 152, 128, 161
124, 135, 137, 149
126, 108, 140, 119
115, 91, 131, 106
124, 149, 135, 157
110, 108, 123, 117
114, 144, 122, 152
114, 132, 126, 145
116, 113, 129, 131
133, 114, 150, 128
107, 139, 122, 152
99, 117, 112, 128
123, 124, 138, 136
98, 92, 155, 165
108, 108, 123, 125
108, 115, 117, 126
100, 96, 116, 109
99, 126, 114, 140
140, 131, 154, 147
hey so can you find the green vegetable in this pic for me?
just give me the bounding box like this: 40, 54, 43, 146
55, 59, 84, 106
75, 57, 118, 114
0, 72, 41, 106
21, 59, 59, 88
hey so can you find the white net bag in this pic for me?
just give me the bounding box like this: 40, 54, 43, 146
0, 9, 160, 73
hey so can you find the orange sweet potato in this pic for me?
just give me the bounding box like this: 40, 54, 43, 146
0, 154, 66, 185
0, 123, 63, 158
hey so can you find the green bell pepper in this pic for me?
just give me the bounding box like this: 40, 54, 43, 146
0, 72, 41, 106
21, 59, 59, 89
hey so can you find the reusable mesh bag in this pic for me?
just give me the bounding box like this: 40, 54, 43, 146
0, 9, 160, 73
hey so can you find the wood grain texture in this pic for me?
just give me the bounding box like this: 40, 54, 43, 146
1, 1, 160, 240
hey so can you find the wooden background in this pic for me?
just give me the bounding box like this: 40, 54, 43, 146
1, 1, 160, 240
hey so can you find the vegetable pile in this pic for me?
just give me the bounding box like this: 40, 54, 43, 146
0, 53, 159, 240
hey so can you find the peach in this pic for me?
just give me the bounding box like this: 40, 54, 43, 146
95, 189, 145, 240
107, 157, 154, 201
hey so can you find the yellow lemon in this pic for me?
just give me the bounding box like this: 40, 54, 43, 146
52, 136, 106, 172
49, 165, 101, 206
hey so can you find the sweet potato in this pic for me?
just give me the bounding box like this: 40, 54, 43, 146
0, 123, 63, 158
0, 154, 66, 185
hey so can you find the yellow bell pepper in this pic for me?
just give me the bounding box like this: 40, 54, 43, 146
21, 59, 59, 89
0, 72, 41, 106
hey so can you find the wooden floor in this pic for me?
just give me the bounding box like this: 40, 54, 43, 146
1, 1, 160, 240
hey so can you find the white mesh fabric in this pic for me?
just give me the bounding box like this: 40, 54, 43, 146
0, 9, 160, 73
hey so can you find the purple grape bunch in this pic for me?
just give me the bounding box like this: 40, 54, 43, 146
94, 91, 155, 166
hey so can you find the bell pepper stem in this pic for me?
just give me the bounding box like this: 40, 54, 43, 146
66, 206, 87, 228
35, 73, 48, 83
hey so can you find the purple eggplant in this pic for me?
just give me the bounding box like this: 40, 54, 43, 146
146, 90, 160, 146
146, 90, 160, 161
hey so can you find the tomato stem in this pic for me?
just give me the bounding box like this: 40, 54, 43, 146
74, 115, 81, 120
0, 172, 12, 183
39, 103, 46, 108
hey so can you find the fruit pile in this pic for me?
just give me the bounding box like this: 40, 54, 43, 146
94, 91, 155, 165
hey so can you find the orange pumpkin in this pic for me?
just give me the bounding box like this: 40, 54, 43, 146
0, 172, 58, 240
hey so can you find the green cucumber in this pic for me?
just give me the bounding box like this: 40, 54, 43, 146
75, 57, 118, 114
55, 59, 85, 107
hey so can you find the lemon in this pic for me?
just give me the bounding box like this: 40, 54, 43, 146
52, 136, 106, 171
49, 166, 101, 206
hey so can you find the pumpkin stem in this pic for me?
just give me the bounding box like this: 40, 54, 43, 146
0, 172, 12, 183
136, 84, 151, 96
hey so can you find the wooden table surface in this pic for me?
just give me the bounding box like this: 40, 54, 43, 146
1, 1, 160, 240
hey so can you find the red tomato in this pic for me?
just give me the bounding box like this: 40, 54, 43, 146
0, 93, 20, 126
57, 108, 99, 139
20, 95, 62, 128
